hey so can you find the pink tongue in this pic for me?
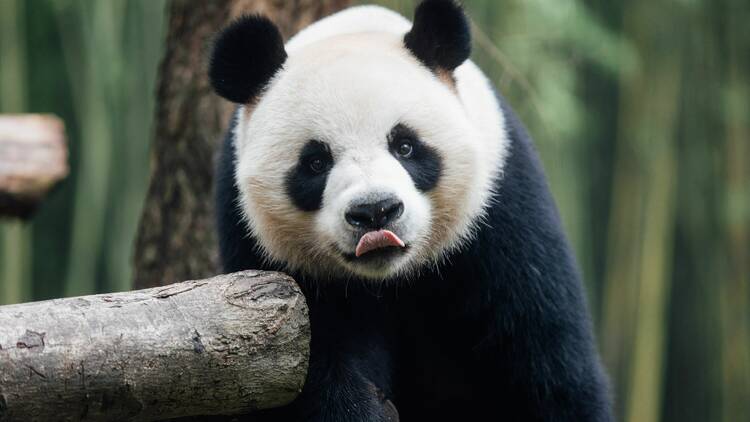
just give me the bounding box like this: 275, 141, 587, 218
355, 230, 406, 257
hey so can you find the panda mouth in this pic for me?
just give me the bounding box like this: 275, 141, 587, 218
339, 230, 408, 263
355, 230, 405, 257
341, 245, 408, 263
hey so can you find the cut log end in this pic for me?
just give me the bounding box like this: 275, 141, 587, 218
0, 114, 68, 219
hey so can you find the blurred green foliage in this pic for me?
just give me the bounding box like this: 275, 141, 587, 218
0, 1, 747, 421
0, 0, 166, 300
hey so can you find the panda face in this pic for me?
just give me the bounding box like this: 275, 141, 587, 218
232, 32, 494, 280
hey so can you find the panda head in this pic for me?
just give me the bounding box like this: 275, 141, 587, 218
210, 1, 494, 281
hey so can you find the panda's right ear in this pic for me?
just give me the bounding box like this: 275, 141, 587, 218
209, 15, 287, 104
404, 0, 471, 73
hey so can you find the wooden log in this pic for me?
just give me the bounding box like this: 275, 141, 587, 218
0, 270, 309, 422
0, 114, 68, 219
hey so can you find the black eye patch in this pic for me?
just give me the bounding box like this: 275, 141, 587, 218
285, 140, 333, 211
388, 124, 442, 191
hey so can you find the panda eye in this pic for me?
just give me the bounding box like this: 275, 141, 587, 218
396, 140, 414, 158
308, 156, 329, 173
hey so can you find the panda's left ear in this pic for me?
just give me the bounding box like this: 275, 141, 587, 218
404, 0, 471, 73
209, 15, 287, 104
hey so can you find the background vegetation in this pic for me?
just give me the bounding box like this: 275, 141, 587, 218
0, 1, 747, 421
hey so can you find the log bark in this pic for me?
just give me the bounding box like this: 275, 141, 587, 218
0, 270, 309, 422
0, 114, 68, 219
132, 0, 350, 290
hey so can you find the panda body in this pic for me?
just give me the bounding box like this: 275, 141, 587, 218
213, 1, 612, 421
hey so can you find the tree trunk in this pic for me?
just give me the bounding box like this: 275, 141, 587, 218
0, 270, 309, 422
132, 0, 350, 290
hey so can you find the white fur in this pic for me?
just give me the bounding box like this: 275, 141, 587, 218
233, 6, 508, 280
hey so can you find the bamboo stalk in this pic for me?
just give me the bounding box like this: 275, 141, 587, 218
599, 3, 683, 421
599, 82, 645, 419
102, 0, 167, 295
0, 0, 31, 306
719, 5, 750, 419
53, 1, 121, 297
617, 4, 682, 422
626, 142, 679, 422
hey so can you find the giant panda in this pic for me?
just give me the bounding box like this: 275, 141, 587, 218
210, 1, 613, 421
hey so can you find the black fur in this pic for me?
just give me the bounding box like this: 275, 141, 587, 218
388, 124, 442, 192
285, 140, 333, 211
209, 15, 287, 103
404, 0, 471, 71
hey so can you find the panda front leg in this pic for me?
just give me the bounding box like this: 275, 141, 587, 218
249, 343, 398, 422
250, 296, 398, 422
289, 346, 399, 422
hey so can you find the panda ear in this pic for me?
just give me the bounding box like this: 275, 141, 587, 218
209, 15, 287, 104
404, 0, 471, 72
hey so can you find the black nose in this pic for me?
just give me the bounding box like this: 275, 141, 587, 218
345, 197, 404, 230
